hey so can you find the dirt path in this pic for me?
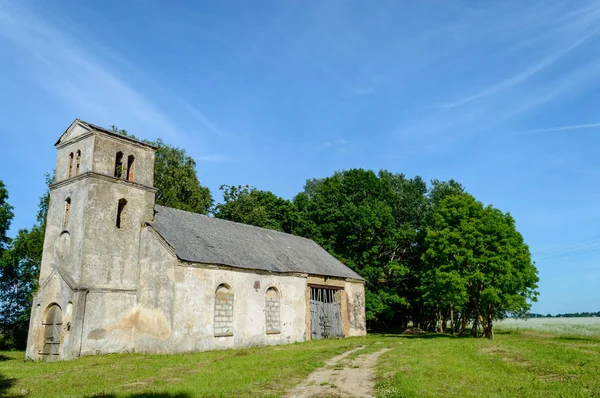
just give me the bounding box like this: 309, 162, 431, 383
285, 346, 391, 398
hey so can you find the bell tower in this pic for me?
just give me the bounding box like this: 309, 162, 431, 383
26, 119, 157, 360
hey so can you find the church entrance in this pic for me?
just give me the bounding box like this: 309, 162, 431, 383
40, 304, 62, 361
310, 287, 343, 339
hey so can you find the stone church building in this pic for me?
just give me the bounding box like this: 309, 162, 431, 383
25, 119, 366, 361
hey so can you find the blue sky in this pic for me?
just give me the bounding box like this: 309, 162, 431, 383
1, 0, 599, 314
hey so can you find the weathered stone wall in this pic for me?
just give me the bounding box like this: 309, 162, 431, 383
345, 280, 367, 336
92, 133, 155, 188
130, 228, 308, 353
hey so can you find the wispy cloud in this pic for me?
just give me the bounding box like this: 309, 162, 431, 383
513, 123, 600, 136
391, 1, 600, 150
0, 3, 221, 141
319, 138, 348, 152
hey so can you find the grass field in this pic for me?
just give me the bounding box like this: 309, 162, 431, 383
1, 318, 599, 397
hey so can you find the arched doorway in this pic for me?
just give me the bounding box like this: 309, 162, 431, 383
41, 303, 62, 361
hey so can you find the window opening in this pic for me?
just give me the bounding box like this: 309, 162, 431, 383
75, 150, 81, 176
116, 198, 127, 228
126, 155, 135, 181
214, 284, 233, 337
68, 152, 74, 178
64, 198, 71, 227
114, 151, 124, 178
265, 287, 281, 334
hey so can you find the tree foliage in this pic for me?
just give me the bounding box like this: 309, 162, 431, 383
421, 193, 539, 337
214, 185, 300, 232
0, 176, 49, 348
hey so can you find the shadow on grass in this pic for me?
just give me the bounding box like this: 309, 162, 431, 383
554, 335, 595, 342
90, 393, 192, 398
0, 373, 16, 397
0, 353, 11, 362
370, 331, 459, 339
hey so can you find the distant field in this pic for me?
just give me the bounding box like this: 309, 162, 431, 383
495, 317, 600, 336
2, 325, 600, 397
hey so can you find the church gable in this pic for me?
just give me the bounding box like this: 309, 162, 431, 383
55, 119, 94, 147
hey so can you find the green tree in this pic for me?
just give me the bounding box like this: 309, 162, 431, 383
421, 193, 539, 338
214, 185, 300, 232
110, 126, 212, 214
294, 169, 418, 326
0, 176, 49, 348
0, 180, 13, 253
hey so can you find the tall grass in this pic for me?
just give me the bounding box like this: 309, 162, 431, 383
495, 317, 600, 337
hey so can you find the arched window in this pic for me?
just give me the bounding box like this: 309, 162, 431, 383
265, 287, 281, 334
75, 150, 81, 176
126, 155, 135, 181
41, 303, 62, 361
214, 284, 233, 337
116, 198, 127, 228
68, 152, 74, 178
114, 151, 124, 178
64, 198, 71, 227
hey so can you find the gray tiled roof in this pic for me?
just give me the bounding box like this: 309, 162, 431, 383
150, 205, 364, 280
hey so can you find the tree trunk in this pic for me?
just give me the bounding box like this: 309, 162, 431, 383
450, 305, 455, 335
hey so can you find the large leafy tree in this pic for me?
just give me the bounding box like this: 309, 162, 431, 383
111, 127, 212, 214
214, 185, 301, 233
293, 169, 429, 326
421, 193, 539, 338
0, 176, 49, 348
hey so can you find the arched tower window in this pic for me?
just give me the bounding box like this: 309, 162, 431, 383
114, 151, 124, 178
75, 150, 81, 176
68, 152, 74, 178
265, 287, 281, 334
64, 198, 71, 227
126, 155, 135, 181
116, 198, 127, 228
214, 284, 233, 337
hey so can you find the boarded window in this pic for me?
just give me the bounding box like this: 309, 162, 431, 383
126, 155, 135, 181
214, 284, 233, 337
114, 151, 124, 178
75, 150, 81, 176
64, 198, 71, 227
116, 198, 127, 228
68, 152, 74, 178
40, 303, 62, 361
265, 287, 281, 334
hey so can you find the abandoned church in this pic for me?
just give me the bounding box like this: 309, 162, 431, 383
25, 119, 366, 361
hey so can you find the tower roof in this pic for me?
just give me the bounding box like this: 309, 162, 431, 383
55, 119, 157, 149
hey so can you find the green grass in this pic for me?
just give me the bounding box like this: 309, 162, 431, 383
2, 321, 600, 397
375, 331, 600, 397
0, 338, 374, 397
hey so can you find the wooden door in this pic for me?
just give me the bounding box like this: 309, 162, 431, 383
41, 304, 62, 361
310, 287, 343, 339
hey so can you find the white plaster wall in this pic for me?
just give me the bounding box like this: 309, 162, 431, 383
132, 229, 307, 353
79, 291, 137, 356
345, 281, 367, 336
80, 177, 155, 289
